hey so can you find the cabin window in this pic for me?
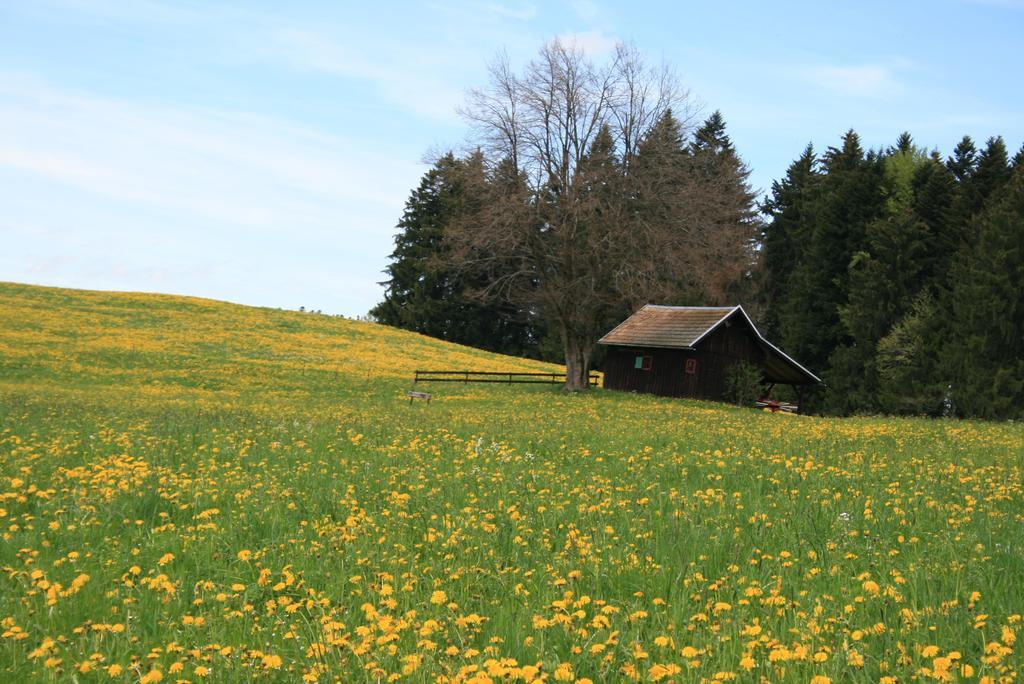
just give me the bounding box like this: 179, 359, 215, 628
685, 358, 699, 375
635, 355, 652, 371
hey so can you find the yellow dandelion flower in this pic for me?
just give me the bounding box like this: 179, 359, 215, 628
139, 669, 163, 684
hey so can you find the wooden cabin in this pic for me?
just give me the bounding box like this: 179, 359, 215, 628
598, 305, 820, 406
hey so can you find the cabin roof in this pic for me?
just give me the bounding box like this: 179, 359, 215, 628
598, 304, 822, 385
598, 305, 736, 349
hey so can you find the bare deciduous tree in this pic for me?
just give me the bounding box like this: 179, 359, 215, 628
450, 39, 755, 390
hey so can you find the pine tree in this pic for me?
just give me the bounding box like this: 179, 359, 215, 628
371, 154, 458, 334
778, 130, 884, 412
943, 135, 979, 239
690, 110, 735, 156
894, 131, 914, 154
969, 136, 1013, 210
371, 153, 537, 355
942, 165, 1024, 419
876, 291, 943, 414
630, 109, 705, 303
1013, 143, 1024, 169
946, 136, 977, 183
910, 158, 957, 283
762, 129, 1023, 418
686, 111, 761, 305
761, 144, 818, 336
832, 136, 930, 414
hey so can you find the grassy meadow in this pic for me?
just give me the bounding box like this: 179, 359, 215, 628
0, 281, 1021, 683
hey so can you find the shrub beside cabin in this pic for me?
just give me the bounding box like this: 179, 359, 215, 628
598, 305, 821, 409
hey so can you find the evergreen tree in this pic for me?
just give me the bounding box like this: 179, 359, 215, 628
968, 136, 1013, 211
762, 128, 1022, 418
945, 135, 980, 238
690, 110, 735, 156
371, 153, 537, 355
876, 291, 944, 414
942, 166, 1024, 419
910, 158, 957, 283
1013, 143, 1024, 170
686, 111, 761, 305
894, 131, 914, 154
831, 136, 930, 414
778, 130, 884, 412
946, 136, 977, 183
761, 144, 818, 336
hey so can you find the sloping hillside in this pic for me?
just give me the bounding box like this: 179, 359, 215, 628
0, 281, 1022, 683
0, 281, 561, 403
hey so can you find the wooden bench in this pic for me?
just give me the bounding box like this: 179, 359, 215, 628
406, 390, 432, 404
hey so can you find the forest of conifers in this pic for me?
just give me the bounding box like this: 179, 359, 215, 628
373, 119, 1024, 420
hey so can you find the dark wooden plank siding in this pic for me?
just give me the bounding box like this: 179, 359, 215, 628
603, 346, 695, 397
602, 317, 767, 401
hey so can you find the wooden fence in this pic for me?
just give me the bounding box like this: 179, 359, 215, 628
413, 370, 600, 386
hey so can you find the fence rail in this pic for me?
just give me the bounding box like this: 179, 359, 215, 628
414, 370, 600, 386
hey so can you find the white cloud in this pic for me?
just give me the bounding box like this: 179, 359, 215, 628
568, 0, 605, 23
0, 76, 411, 225
555, 30, 619, 56
268, 28, 466, 123
0, 75, 422, 314
802, 60, 910, 98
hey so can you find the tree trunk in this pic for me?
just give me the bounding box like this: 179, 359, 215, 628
563, 334, 593, 392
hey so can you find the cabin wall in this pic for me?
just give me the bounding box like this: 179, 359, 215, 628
602, 346, 695, 397
602, 319, 767, 400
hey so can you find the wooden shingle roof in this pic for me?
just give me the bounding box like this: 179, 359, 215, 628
598, 305, 736, 348
598, 304, 822, 385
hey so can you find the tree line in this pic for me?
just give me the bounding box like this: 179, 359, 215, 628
372, 39, 1024, 417
764, 131, 1024, 419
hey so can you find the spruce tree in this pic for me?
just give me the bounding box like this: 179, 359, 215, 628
969, 136, 1013, 211
876, 291, 943, 414
778, 130, 884, 412
1013, 143, 1024, 170
946, 136, 977, 183
942, 165, 1024, 419
690, 110, 735, 156
945, 135, 980, 238
761, 144, 818, 336
686, 111, 761, 305
832, 136, 930, 414
910, 158, 957, 283
371, 153, 537, 355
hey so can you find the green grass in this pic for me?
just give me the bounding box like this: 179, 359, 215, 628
0, 281, 1021, 683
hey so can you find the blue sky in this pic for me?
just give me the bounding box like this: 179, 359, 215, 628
2, 0, 1022, 316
